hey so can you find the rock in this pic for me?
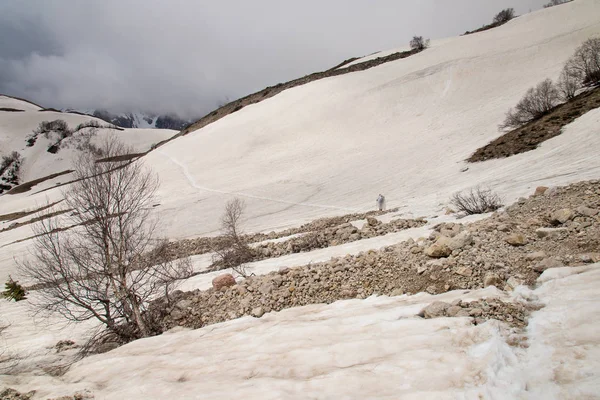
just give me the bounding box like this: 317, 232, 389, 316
535, 227, 568, 239
505, 233, 528, 246
576, 205, 598, 217
578, 253, 600, 263
506, 277, 524, 291
456, 267, 473, 277
212, 274, 236, 291
425, 237, 452, 258
340, 288, 357, 299
448, 231, 473, 250
446, 305, 463, 317
175, 299, 193, 310
483, 273, 503, 287
251, 307, 265, 318
170, 309, 186, 321
525, 251, 547, 261
366, 217, 380, 227
469, 308, 483, 317
534, 186, 549, 196
391, 288, 404, 297
550, 208, 575, 225
532, 258, 563, 273
420, 301, 449, 318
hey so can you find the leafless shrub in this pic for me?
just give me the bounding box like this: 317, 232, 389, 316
451, 186, 503, 215
410, 36, 430, 51
544, 0, 572, 8
493, 8, 515, 24
17, 135, 192, 344
34, 119, 72, 139
567, 37, 600, 86
557, 61, 582, 101
501, 79, 561, 130
212, 198, 256, 278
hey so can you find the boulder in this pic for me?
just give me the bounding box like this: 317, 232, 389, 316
212, 274, 236, 291
550, 208, 575, 225
532, 258, 563, 273
251, 307, 265, 318
576, 206, 598, 217
448, 231, 473, 250
505, 233, 528, 246
419, 301, 449, 318
525, 251, 547, 261
535, 227, 568, 239
456, 267, 473, 277
425, 240, 452, 258
483, 273, 503, 288
534, 186, 549, 196
366, 217, 380, 227
505, 276, 524, 291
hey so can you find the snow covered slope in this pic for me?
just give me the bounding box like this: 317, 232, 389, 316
0, 96, 176, 189
139, 0, 600, 240
3, 264, 599, 399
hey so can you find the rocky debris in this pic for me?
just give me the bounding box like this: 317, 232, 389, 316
0, 389, 36, 400
505, 233, 528, 246
253, 218, 425, 260
48, 391, 95, 400
55, 340, 77, 353
419, 299, 528, 328
212, 274, 236, 291
147, 180, 599, 334
160, 209, 401, 262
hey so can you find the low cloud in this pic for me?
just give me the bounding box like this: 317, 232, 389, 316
0, 0, 547, 118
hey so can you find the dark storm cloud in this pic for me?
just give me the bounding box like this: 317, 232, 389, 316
0, 0, 548, 118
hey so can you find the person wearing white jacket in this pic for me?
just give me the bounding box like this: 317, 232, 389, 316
376, 194, 385, 211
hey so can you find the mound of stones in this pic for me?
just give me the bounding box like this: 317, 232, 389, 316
253, 217, 425, 259
160, 209, 401, 262
150, 180, 599, 333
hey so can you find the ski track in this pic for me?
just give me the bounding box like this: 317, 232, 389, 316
158, 149, 362, 213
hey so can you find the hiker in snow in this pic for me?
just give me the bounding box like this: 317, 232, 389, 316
376, 194, 385, 211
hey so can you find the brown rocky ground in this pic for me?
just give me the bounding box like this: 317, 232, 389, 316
150, 180, 600, 332
161, 208, 401, 262
469, 86, 600, 162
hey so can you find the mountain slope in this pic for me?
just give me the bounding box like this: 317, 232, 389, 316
145, 0, 600, 239
0, 95, 176, 194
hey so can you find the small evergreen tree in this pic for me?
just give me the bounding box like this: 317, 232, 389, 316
2, 276, 26, 302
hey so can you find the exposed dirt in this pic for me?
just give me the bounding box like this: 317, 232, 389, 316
5, 170, 73, 195
469, 86, 600, 162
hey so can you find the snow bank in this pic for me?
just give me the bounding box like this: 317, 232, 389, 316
4, 264, 598, 399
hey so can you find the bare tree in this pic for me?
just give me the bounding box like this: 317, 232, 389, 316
493, 8, 515, 24
18, 136, 192, 343
410, 36, 430, 52
212, 198, 255, 278
451, 186, 503, 215
567, 37, 600, 86
501, 79, 561, 130
557, 62, 581, 100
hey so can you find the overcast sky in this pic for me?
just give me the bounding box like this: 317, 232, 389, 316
0, 0, 548, 118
